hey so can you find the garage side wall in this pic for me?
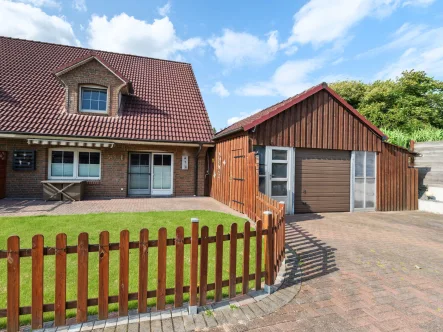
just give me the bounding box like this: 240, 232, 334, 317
377, 142, 418, 211
209, 134, 250, 213
251, 90, 382, 152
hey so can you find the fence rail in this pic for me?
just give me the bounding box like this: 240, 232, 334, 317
2, 150, 286, 332
1, 209, 285, 331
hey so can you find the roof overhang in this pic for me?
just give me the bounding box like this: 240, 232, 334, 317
27, 139, 114, 148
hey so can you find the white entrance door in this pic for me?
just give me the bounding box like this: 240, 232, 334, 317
266, 147, 294, 214
128, 153, 151, 196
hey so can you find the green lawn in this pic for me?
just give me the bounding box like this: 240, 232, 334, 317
0, 211, 259, 327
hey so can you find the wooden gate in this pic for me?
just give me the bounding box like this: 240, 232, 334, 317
0, 151, 6, 199
229, 149, 245, 213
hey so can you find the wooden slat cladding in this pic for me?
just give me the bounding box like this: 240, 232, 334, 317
377, 142, 418, 211
209, 134, 250, 214
251, 90, 382, 152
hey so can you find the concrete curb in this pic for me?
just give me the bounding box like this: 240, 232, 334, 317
21, 254, 301, 332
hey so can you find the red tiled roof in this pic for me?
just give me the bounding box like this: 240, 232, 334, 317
0, 37, 213, 143
214, 82, 385, 140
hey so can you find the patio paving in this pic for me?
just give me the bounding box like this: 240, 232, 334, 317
212, 211, 443, 331
0, 197, 245, 217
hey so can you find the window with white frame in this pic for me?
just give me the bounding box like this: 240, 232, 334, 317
51, 151, 74, 177
49, 149, 101, 179
80, 87, 107, 113
353, 151, 376, 209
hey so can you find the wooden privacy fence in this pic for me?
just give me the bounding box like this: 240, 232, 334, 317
377, 142, 419, 211
1, 212, 286, 332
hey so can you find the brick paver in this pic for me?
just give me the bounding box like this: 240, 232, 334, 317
220, 211, 443, 331
0, 197, 245, 217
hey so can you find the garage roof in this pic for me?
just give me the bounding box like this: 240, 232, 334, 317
215, 83, 386, 140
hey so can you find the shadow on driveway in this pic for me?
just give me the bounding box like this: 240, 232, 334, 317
285, 214, 338, 284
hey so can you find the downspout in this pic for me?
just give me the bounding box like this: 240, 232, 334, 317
194, 144, 203, 196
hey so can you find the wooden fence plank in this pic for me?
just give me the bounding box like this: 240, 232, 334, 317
175, 227, 184, 308
138, 229, 149, 313
55, 233, 67, 326
98, 231, 109, 320
229, 223, 238, 298
119, 230, 129, 316
199, 226, 209, 306
77, 232, 89, 323
264, 211, 275, 287
242, 222, 250, 294
7, 236, 20, 332
215, 225, 223, 302
157, 228, 167, 310
32, 234, 44, 329
255, 220, 263, 291
189, 219, 199, 307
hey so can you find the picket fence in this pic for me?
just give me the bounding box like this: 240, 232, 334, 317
1, 204, 285, 332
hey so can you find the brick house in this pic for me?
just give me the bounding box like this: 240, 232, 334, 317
0, 37, 214, 199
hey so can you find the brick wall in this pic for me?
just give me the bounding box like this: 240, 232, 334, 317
0, 138, 207, 199
0, 139, 48, 198
57, 59, 125, 117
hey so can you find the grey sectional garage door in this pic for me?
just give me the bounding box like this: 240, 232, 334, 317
295, 149, 350, 213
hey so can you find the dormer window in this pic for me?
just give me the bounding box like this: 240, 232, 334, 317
80, 87, 107, 113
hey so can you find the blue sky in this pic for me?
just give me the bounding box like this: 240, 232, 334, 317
1, 0, 443, 131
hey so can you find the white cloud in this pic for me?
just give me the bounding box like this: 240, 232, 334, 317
236, 58, 325, 97
157, 2, 171, 16
211, 82, 230, 97
0, 1, 79, 45
15, 0, 60, 8
208, 29, 279, 67
352, 22, 443, 79
332, 57, 345, 65
72, 0, 86, 12
284, 45, 298, 56
376, 47, 443, 79
282, 0, 435, 50
357, 23, 443, 58
403, 0, 435, 6
87, 13, 204, 59
227, 109, 261, 126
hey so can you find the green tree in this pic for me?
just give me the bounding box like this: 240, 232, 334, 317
330, 70, 443, 132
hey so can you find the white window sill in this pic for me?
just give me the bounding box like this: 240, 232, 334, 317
79, 110, 108, 114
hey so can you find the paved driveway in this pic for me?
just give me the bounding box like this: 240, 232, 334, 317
216, 211, 443, 332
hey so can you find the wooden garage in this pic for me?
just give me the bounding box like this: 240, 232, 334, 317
295, 149, 350, 213
209, 83, 418, 214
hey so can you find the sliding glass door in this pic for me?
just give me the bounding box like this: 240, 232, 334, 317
128, 152, 174, 196
128, 153, 151, 196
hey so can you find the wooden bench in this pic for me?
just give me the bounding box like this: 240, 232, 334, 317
42, 180, 85, 201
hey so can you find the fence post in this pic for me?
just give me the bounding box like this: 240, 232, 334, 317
7, 236, 20, 332
189, 218, 199, 314
263, 211, 275, 294
278, 202, 286, 270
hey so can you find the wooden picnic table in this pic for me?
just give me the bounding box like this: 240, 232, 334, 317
41, 180, 85, 201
